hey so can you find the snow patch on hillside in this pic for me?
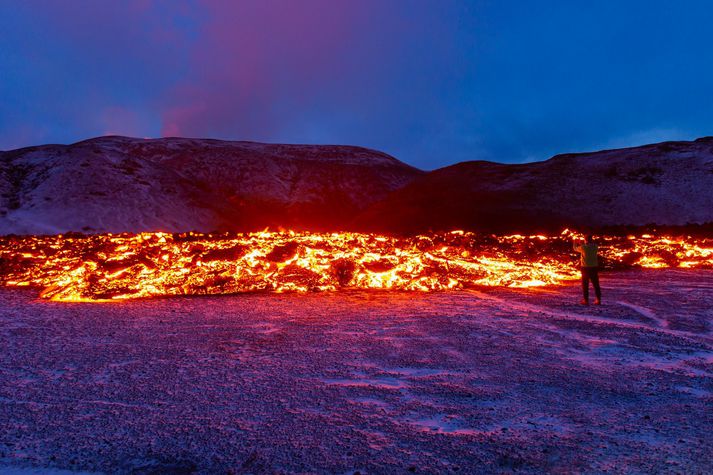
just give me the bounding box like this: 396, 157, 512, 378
0, 136, 422, 234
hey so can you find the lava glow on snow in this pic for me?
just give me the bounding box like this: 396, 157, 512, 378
0, 230, 711, 302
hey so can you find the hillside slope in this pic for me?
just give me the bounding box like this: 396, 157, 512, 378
355, 137, 713, 233
2, 136, 713, 235
0, 136, 423, 234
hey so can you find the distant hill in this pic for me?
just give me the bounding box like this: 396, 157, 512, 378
0, 136, 422, 234
1, 135, 712, 235
355, 137, 713, 233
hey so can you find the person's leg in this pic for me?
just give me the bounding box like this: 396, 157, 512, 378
581, 268, 589, 303
591, 268, 601, 303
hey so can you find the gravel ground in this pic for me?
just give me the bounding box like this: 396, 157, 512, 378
1, 270, 712, 474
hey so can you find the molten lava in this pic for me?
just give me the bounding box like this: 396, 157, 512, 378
0, 230, 711, 302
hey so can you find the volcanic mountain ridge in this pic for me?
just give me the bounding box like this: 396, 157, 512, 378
358, 136, 713, 233
1, 135, 712, 235
0, 136, 422, 235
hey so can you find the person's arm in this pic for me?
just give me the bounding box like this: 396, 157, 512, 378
572, 240, 582, 252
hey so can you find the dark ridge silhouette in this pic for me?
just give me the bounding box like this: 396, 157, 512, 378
354, 137, 713, 233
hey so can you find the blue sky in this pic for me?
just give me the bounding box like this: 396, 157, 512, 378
1, 0, 712, 169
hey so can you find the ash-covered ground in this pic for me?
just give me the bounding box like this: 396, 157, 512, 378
1, 270, 712, 474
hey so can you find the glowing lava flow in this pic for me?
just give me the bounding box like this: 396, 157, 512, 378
0, 230, 711, 301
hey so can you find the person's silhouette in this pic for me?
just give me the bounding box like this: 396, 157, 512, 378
573, 234, 601, 305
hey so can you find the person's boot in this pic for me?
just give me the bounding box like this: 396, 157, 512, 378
580, 299, 589, 305
594, 298, 601, 305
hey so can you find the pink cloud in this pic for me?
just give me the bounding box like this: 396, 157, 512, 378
159, 0, 375, 140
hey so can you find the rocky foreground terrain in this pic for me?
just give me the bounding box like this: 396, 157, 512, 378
0, 269, 711, 473
2, 136, 713, 235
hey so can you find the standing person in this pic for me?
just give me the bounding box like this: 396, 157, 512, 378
573, 234, 601, 305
